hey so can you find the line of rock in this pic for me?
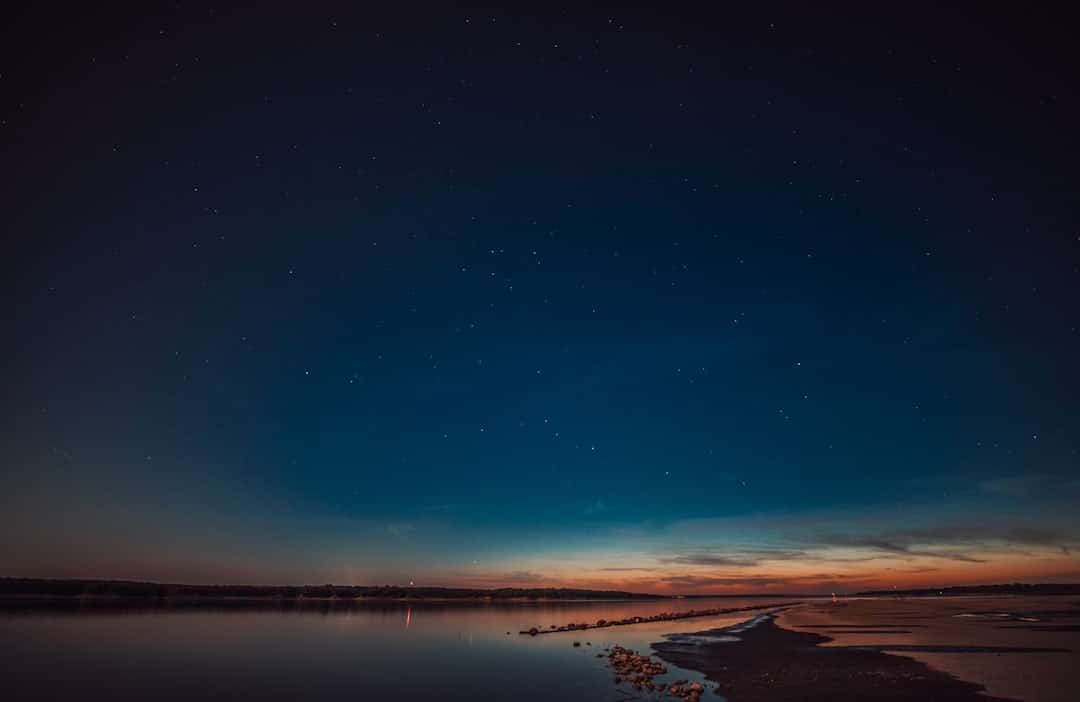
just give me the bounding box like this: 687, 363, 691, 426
606, 645, 705, 700
518, 601, 799, 636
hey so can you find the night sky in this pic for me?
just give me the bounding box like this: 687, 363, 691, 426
2, 3, 1078, 594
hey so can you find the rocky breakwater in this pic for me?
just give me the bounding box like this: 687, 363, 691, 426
519, 601, 798, 636
607, 645, 706, 701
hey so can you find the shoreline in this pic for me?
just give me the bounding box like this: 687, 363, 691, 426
0, 594, 653, 603
0, 591, 682, 604
0, 578, 669, 602
650, 611, 1018, 701
646, 596, 1080, 702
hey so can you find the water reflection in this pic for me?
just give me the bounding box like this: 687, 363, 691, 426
1, 597, 800, 701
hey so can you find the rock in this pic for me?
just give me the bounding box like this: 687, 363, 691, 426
573, 641, 581, 647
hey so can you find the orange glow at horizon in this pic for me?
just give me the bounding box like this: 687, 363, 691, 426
431, 550, 1080, 595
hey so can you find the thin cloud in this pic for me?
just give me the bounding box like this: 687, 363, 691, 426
662, 550, 807, 567
659, 571, 870, 590
599, 566, 659, 572
384, 522, 416, 538
818, 536, 987, 563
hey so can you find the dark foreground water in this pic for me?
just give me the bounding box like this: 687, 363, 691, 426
0, 597, 798, 700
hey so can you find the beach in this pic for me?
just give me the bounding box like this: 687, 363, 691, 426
2, 590, 1079, 700
651, 596, 1080, 702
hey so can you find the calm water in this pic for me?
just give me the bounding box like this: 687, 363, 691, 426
1, 597, 798, 700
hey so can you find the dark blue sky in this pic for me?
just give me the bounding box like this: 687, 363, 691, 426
2, 3, 1078, 592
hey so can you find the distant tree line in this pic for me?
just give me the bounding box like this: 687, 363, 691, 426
854, 583, 1080, 597
0, 578, 663, 601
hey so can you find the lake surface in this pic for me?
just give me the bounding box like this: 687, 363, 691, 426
1, 597, 800, 700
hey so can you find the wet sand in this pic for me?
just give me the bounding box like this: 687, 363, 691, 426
652, 596, 1080, 702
